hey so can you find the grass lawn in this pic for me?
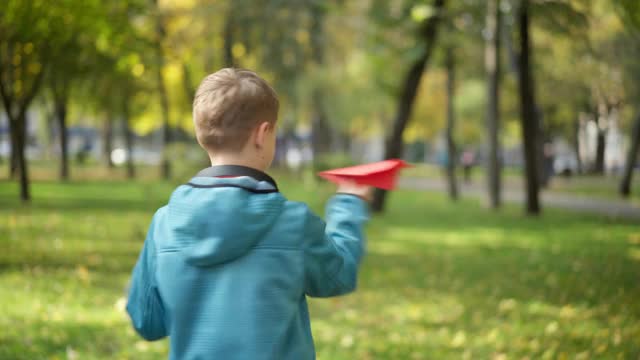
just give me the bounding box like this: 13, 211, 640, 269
547, 175, 640, 203
1, 173, 639, 359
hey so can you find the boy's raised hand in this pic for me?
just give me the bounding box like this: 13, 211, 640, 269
337, 181, 373, 203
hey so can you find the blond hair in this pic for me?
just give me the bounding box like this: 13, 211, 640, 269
193, 68, 279, 152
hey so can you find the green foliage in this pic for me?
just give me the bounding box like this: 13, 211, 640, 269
312, 153, 356, 173
455, 79, 486, 145
615, 0, 640, 35
1, 173, 639, 358
0, 1, 53, 112
3, 0, 640, 165
610, 1, 640, 108
532, 0, 589, 36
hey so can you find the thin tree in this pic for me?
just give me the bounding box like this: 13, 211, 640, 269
45, 0, 104, 181
485, 0, 502, 209
617, 0, 640, 196
593, 104, 606, 174
309, 1, 332, 156
371, 0, 447, 212
49, 72, 71, 180
0, 2, 51, 189
48, 33, 88, 181
152, 0, 172, 179
223, 3, 236, 68
620, 114, 640, 196
516, 0, 541, 215
122, 91, 136, 179
0, 37, 46, 201
104, 108, 115, 168
572, 116, 582, 174
445, 46, 458, 201
182, 63, 196, 104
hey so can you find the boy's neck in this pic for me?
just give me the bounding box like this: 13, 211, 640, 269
209, 153, 267, 173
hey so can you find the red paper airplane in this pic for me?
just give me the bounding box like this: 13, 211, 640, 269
317, 159, 411, 190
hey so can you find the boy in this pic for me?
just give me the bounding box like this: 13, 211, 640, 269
126, 68, 370, 359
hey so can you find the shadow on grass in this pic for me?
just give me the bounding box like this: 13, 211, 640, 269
0, 249, 140, 275
0, 197, 162, 213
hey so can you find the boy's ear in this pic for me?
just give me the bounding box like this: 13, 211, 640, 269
254, 121, 273, 148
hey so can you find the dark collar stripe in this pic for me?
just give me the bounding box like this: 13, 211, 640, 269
185, 183, 278, 194
194, 165, 278, 191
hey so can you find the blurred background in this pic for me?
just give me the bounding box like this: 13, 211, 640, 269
1, 0, 640, 359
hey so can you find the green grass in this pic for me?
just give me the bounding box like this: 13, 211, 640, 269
548, 175, 640, 203
1, 174, 639, 359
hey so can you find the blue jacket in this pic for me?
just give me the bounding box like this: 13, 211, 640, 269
126, 166, 369, 359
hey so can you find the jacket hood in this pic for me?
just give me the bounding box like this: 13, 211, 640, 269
166, 174, 284, 267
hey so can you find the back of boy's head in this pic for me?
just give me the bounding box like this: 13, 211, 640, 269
193, 68, 279, 152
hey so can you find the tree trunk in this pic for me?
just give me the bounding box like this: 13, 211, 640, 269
103, 112, 114, 168
9, 123, 18, 178
122, 97, 135, 179
223, 5, 236, 68
620, 112, 640, 197
332, 128, 350, 154
445, 46, 458, 201
8, 115, 30, 201
54, 98, 69, 180
182, 63, 195, 104
310, 99, 331, 158
153, 0, 172, 179
517, 0, 541, 215
573, 117, 582, 174
159, 85, 171, 180
8, 113, 27, 179
536, 107, 549, 188
486, 0, 502, 209
311, 90, 332, 156
44, 101, 56, 161
0, 45, 43, 201
503, 10, 520, 75
594, 125, 606, 174
371, 0, 446, 213
310, 1, 332, 157
16, 116, 30, 201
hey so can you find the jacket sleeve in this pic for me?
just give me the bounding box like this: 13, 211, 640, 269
303, 194, 369, 297
126, 215, 168, 341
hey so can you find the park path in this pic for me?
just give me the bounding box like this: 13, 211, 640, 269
400, 177, 640, 220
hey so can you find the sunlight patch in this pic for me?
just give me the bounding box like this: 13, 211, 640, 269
383, 226, 510, 248
369, 241, 411, 255
628, 248, 640, 261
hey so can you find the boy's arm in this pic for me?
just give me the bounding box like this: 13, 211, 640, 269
126, 215, 167, 341
303, 194, 369, 297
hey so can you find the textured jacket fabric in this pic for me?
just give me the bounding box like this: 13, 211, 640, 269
126, 171, 369, 360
